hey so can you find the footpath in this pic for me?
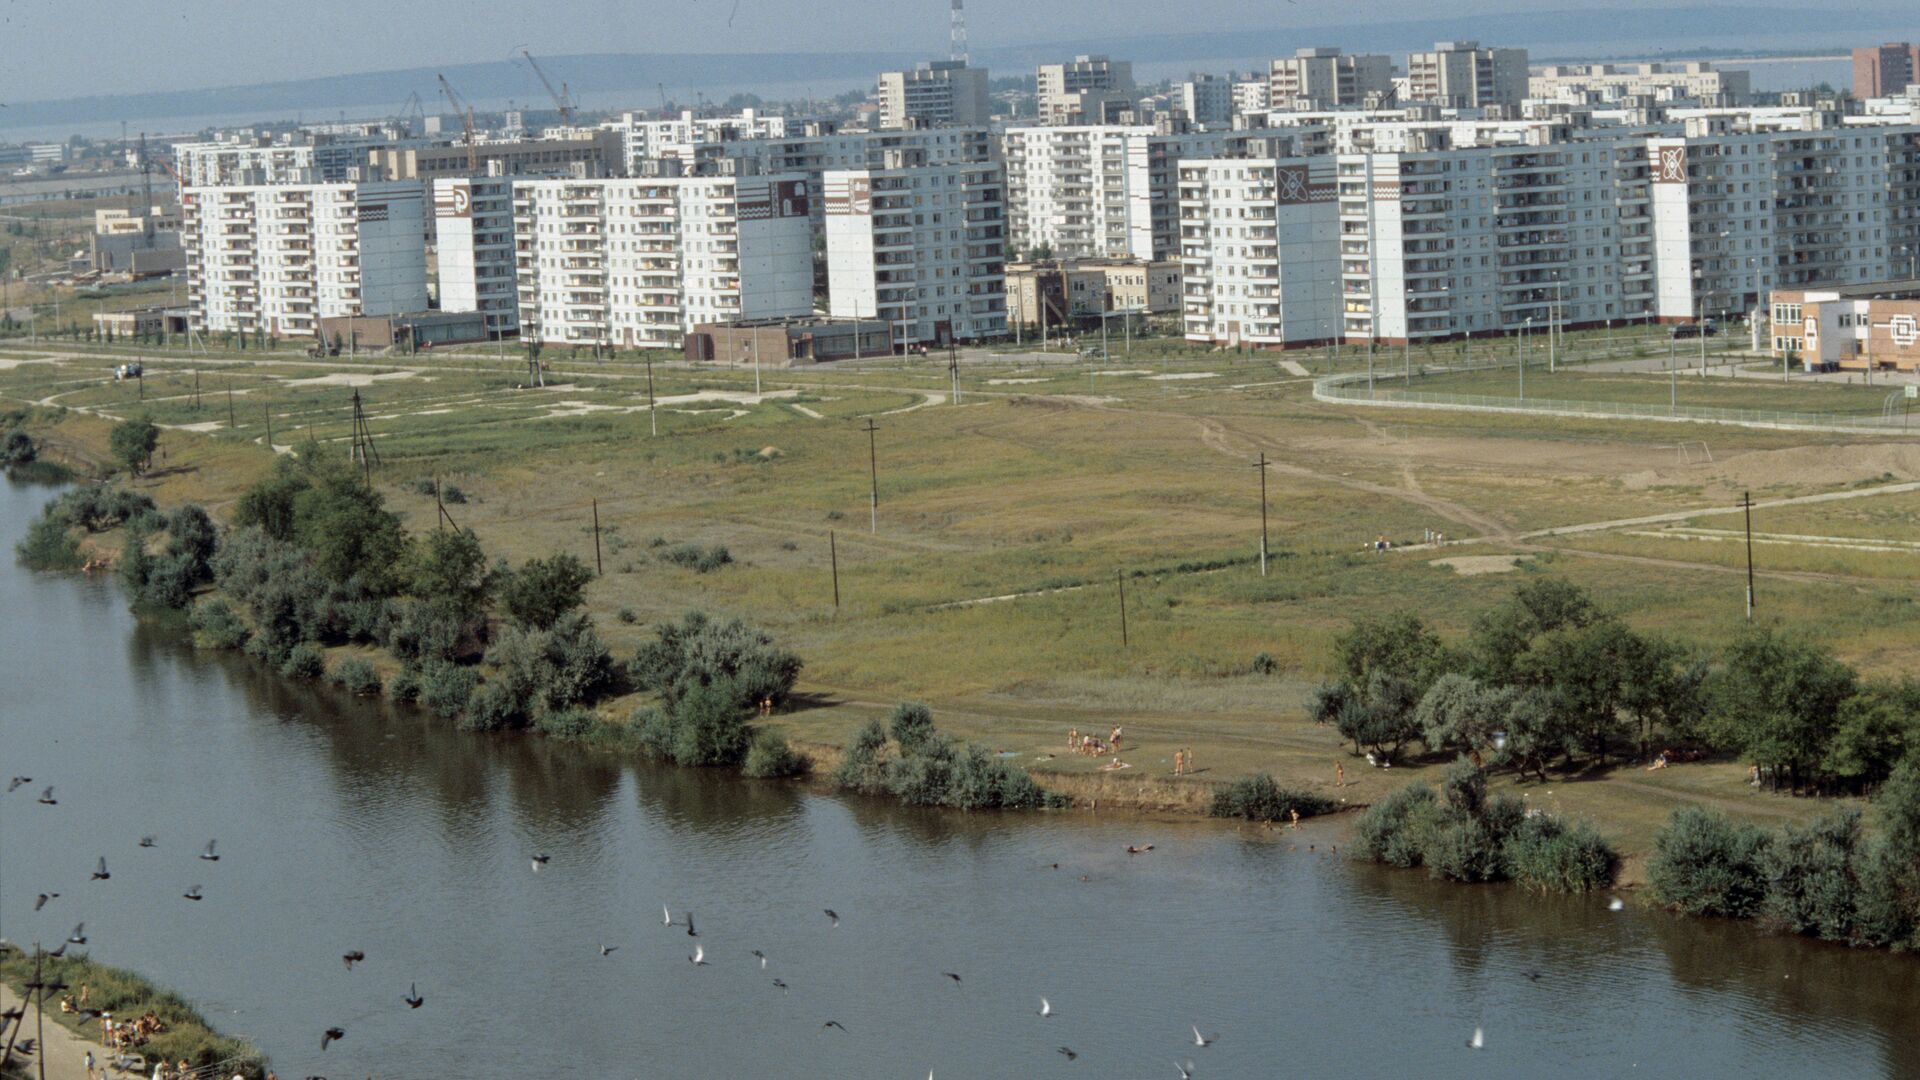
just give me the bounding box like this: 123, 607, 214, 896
1, 983, 117, 1080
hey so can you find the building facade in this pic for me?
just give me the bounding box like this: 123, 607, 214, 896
1406, 41, 1529, 109
823, 154, 1007, 346
1178, 157, 1343, 347
1770, 282, 1920, 371
1037, 55, 1137, 126
1179, 74, 1236, 127
1003, 125, 1245, 262
1529, 62, 1751, 103
432, 176, 519, 337
877, 61, 991, 129
1269, 49, 1394, 110
1854, 43, 1920, 99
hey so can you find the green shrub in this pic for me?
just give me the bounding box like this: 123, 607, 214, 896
420, 660, 480, 721
667, 679, 755, 766
617, 606, 638, 624
189, 599, 251, 650
743, 730, 808, 778
628, 611, 801, 712
1425, 816, 1508, 883
462, 681, 524, 732
1355, 783, 1438, 868
1251, 651, 1279, 675
16, 513, 80, 569
1208, 773, 1334, 822
831, 719, 892, 795
330, 657, 381, 697
658, 543, 733, 573
387, 667, 422, 704
441, 484, 467, 504
1503, 814, 1617, 893
1648, 806, 1772, 919
535, 708, 600, 740
889, 702, 937, 755
1, 428, 38, 466
279, 643, 325, 679
1760, 809, 1865, 942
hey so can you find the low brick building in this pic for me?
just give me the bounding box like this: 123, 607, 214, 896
1770, 281, 1920, 372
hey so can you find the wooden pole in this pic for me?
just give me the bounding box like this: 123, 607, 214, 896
1255, 451, 1269, 577
863, 418, 879, 534
33, 947, 46, 1080
1117, 569, 1128, 647
265, 404, 272, 449
592, 498, 603, 576
227, 382, 235, 429
1742, 490, 1756, 621
830, 529, 840, 610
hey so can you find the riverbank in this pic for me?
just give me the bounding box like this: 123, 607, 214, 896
0, 950, 266, 1078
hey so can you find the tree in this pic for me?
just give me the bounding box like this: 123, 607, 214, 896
1414, 673, 1503, 756
497, 552, 594, 630
1708, 627, 1857, 793
1856, 757, 1920, 948
409, 527, 492, 627
1469, 577, 1598, 685
233, 456, 311, 541
109, 416, 159, 476
1823, 681, 1914, 793
889, 702, 936, 755
1334, 612, 1449, 694
290, 457, 411, 594
628, 611, 802, 713
1516, 619, 1656, 765
1497, 686, 1572, 782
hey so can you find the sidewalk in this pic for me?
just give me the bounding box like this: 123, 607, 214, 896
1, 983, 118, 1080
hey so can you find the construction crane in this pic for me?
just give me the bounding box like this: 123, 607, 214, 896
519, 49, 574, 124
391, 90, 426, 136
436, 74, 479, 171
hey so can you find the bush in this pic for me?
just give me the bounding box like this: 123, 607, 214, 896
889, 702, 937, 755
1355, 783, 1439, 869
387, 668, 422, 704
1760, 809, 1865, 942
743, 730, 808, 779
1, 428, 37, 466
498, 552, 594, 631
330, 657, 381, 697
420, 660, 480, 721
831, 719, 892, 795
666, 679, 755, 766
1208, 773, 1334, 823
534, 708, 600, 740
441, 484, 467, 504
279, 643, 325, 680
1648, 807, 1772, 919
16, 513, 81, 569
617, 606, 638, 624
1503, 814, 1617, 893
1251, 651, 1279, 676
629, 611, 801, 712
463, 681, 526, 732
658, 543, 733, 573
188, 600, 251, 650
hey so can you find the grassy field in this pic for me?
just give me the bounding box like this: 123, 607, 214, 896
1405, 365, 1905, 416
8, 336, 1920, 862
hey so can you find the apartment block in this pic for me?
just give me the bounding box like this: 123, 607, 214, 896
823, 154, 1007, 347
610, 110, 788, 173
1003, 125, 1248, 261
1854, 43, 1920, 98
877, 61, 991, 129
1269, 48, 1394, 110
1178, 157, 1343, 347
172, 136, 375, 187
1006, 258, 1180, 327
511, 169, 814, 349
1529, 62, 1751, 104
432, 176, 519, 337
367, 132, 624, 181
1037, 55, 1137, 126
181, 181, 428, 338
1179, 74, 1236, 127
1233, 78, 1273, 120
1406, 41, 1529, 109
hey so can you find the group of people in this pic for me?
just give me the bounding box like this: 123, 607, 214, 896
97, 1008, 170, 1052
1172, 747, 1197, 775
1066, 726, 1123, 758
1367, 530, 1448, 553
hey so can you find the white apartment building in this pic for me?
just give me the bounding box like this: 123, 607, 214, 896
1269, 49, 1395, 110
511, 168, 813, 349
877, 61, 992, 129
181, 181, 428, 338
1037, 55, 1137, 126
1177, 157, 1342, 346
172, 136, 377, 187
1529, 63, 1751, 104
824, 153, 1007, 346
1233, 78, 1273, 120
1003, 125, 1251, 261
1180, 74, 1236, 128
1406, 41, 1530, 110
608, 110, 788, 173
432, 176, 519, 337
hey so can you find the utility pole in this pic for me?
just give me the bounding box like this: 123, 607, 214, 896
862, 417, 879, 534
829, 529, 840, 610
1116, 569, 1128, 647
265, 404, 273, 449
646, 355, 657, 437
1669, 335, 1678, 416
227, 382, 235, 429
591, 498, 603, 576
1741, 490, 1756, 621
1252, 452, 1269, 577
33, 946, 46, 1080
949, 341, 960, 404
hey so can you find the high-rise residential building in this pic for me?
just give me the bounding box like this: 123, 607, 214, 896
511, 166, 814, 350
1179, 74, 1236, 128
1405, 41, 1529, 109
1854, 43, 1920, 98
432, 176, 519, 338
181, 181, 428, 339
877, 61, 992, 129
1177, 157, 1342, 347
823, 152, 1007, 347
171, 135, 381, 187
608, 110, 788, 174
1233, 78, 1273, 120
365, 132, 624, 181
1529, 62, 1751, 103
1037, 55, 1137, 126
1268, 48, 1394, 110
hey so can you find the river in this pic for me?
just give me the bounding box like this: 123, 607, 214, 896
3, 476, 1918, 1079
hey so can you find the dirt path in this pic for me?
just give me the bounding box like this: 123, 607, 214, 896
0, 984, 108, 1080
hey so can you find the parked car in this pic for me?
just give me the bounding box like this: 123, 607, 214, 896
1670, 322, 1719, 339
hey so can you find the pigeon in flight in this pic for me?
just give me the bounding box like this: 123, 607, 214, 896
689, 945, 707, 966
1176, 1062, 1195, 1080
92, 857, 110, 881
821, 1021, 848, 1033
405, 983, 424, 1009
321, 1026, 346, 1050
823, 909, 839, 927
67, 924, 87, 945
342, 951, 365, 971
662, 905, 673, 927
1608, 897, 1625, 911
6, 776, 28, 793
1039, 997, 1053, 1017
139, 836, 156, 849
200, 840, 219, 862
752, 949, 768, 969
1057, 1047, 1078, 1062
941, 972, 962, 985
599, 944, 618, 957
1467, 1026, 1485, 1050
34, 893, 57, 912
37, 786, 56, 806
183, 885, 203, 902
686, 913, 697, 938
530, 854, 550, 873
772, 979, 789, 993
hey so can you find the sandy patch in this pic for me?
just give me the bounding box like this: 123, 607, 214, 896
1147, 372, 1221, 381
288, 369, 420, 388
1621, 443, 1920, 492
1433, 554, 1529, 575
1093, 369, 1153, 377
171, 420, 226, 433
657, 389, 799, 407
0, 356, 57, 370
988, 377, 1052, 385
1278, 360, 1311, 376
789, 404, 824, 419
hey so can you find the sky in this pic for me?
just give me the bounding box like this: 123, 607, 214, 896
0, 0, 1905, 103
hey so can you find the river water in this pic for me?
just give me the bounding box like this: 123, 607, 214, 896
3, 476, 1918, 1079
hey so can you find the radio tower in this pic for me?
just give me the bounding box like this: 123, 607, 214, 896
949, 0, 968, 63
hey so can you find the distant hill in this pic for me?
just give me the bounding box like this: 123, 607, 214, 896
0, 4, 1906, 132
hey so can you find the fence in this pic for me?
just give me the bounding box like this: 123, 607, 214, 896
1312, 367, 1920, 435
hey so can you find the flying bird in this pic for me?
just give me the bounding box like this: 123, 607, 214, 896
200, 840, 219, 862
38, 786, 56, 805
689, 945, 707, 966
34, 893, 57, 912
1192, 1025, 1215, 1048
751, 949, 768, 969
1057, 1047, 1078, 1061
772, 978, 789, 993
1039, 997, 1053, 1018
12, 1039, 34, 1055
662, 905, 673, 927
1176, 1061, 1195, 1080
823, 909, 839, 927
321, 1026, 346, 1050
92, 857, 110, 881
183, 885, 203, 901
530, 854, 550, 872
139, 836, 156, 848
941, 972, 962, 985
821, 1021, 847, 1033
599, 944, 618, 957
405, 983, 424, 1009
1467, 1026, 1485, 1050
1522, 970, 1543, 982
686, 913, 698, 938
7, 776, 28, 793
67, 924, 87, 945
46, 943, 67, 958
342, 951, 365, 970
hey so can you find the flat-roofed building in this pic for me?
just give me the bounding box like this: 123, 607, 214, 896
1769, 280, 1920, 371
1037, 55, 1137, 126
877, 61, 991, 129
1269, 48, 1394, 110
1406, 41, 1529, 109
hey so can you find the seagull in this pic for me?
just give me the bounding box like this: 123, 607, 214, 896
34, 893, 57, 912
1608, 897, 1625, 912
689, 945, 707, 966
1192, 1025, 1215, 1048
1176, 1062, 1196, 1080
6, 776, 28, 793
405, 983, 424, 1009
686, 913, 697, 938
599, 944, 618, 957
321, 1026, 345, 1050
1467, 1026, 1484, 1050
92, 857, 110, 881
752, 950, 768, 969
662, 905, 673, 927
1522, 970, 1543, 982
67, 924, 87, 945
772, 978, 789, 993
821, 1020, 847, 1033
37, 786, 56, 805
1039, 997, 1052, 1018
941, 972, 962, 985
1057, 1047, 1078, 1061
824, 909, 839, 927
530, 854, 550, 872
200, 840, 219, 862
139, 837, 156, 848
183, 885, 203, 901
342, 951, 365, 970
